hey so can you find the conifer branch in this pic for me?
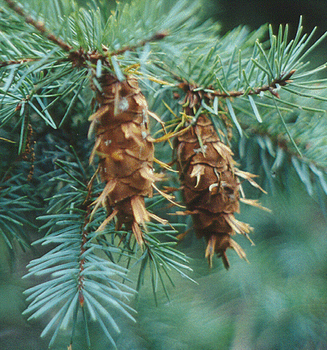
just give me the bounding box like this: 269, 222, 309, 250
4, 0, 73, 52
243, 123, 327, 174
23, 148, 137, 347
0, 174, 35, 250
1, 0, 169, 70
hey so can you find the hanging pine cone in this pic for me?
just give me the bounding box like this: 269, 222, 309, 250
88, 74, 163, 246
176, 114, 257, 268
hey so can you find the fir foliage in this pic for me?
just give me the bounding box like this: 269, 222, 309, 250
1, 0, 327, 348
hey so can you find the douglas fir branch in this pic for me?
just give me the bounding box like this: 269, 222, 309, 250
3, 0, 327, 347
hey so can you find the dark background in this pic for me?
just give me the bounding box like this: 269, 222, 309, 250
209, 0, 327, 66
214, 0, 327, 32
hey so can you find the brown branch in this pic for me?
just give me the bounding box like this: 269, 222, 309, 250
4, 0, 73, 52
0, 56, 73, 69
178, 70, 296, 100
109, 31, 169, 56
78, 173, 98, 307
78, 210, 89, 307
68, 31, 169, 67
0, 58, 41, 68
211, 70, 296, 99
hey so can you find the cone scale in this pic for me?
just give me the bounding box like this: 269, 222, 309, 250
176, 114, 252, 268
89, 74, 161, 246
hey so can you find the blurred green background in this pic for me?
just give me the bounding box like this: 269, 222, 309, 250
1, 0, 327, 349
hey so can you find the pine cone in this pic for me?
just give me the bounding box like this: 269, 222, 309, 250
88, 74, 162, 246
176, 114, 252, 268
